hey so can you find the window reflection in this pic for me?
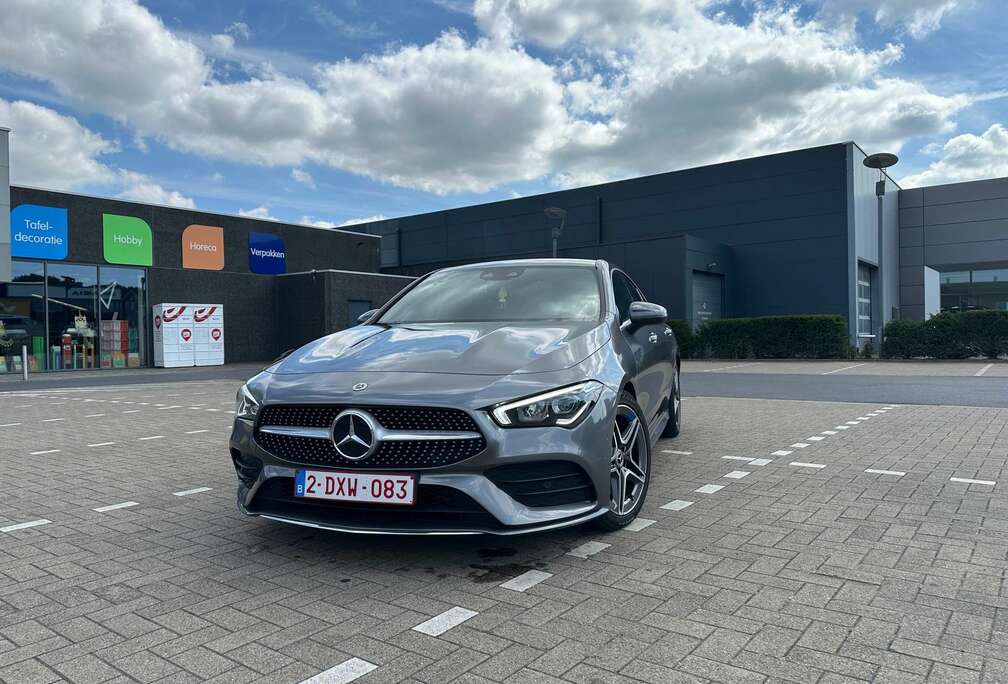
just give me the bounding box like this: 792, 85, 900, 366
940, 268, 1008, 313
0, 261, 46, 372
99, 266, 146, 368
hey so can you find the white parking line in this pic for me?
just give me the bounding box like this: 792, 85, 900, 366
29, 449, 60, 455
567, 541, 610, 558
790, 462, 827, 469
822, 363, 866, 375
0, 519, 51, 533
87, 442, 116, 447
949, 477, 996, 486
702, 363, 761, 372
412, 607, 478, 636
722, 456, 754, 461
723, 471, 749, 479
806, 436, 826, 442
0, 423, 21, 427
865, 468, 906, 477
821, 430, 838, 435
300, 658, 377, 684
84, 414, 105, 418
500, 570, 553, 592
661, 449, 693, 455
790, 443, 809, 448
138, 435, 165, 441
846, 420, 861, 424
42, 418, 64, 422
975, 363, 993, 377
185, 429, 210, 434
661, 500, 694, 511
173, 487, 213, 497
749, 458, 773, 466
834, 426, 850, 430
123, 410, 140, 414
771, 450, 793, 456
856, 416, 871, 420
695, 484, 724, 494
93, 501, 139, 513
624, 517, 656, 531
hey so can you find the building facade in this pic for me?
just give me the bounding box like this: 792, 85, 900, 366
363, 142, 1006, 346
1, 186, 409, 374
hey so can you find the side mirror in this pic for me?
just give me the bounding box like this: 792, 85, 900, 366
627, 301, 667, 329
357, 309, 378, 324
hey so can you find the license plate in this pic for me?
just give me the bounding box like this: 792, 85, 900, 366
294, 469, 415, 505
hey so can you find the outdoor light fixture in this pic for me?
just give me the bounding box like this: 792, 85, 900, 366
544, 207, 567, 258
862, 152, 899, 345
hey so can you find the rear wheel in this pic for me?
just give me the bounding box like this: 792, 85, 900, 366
661, 362, 681, 438
595, 392, 651, 531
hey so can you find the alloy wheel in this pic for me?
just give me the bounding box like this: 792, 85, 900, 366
610, 403, 649, 515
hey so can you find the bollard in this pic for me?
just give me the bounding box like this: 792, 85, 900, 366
21, 344, 28, 382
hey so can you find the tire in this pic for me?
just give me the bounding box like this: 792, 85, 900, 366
661, 362, 681, 438
595, 391, 652, 531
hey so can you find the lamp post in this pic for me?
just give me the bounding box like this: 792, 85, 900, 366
862, 152, 899, 347
544, 207, 567, 258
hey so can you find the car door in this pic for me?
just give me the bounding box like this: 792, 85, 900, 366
612, 270, 669, 426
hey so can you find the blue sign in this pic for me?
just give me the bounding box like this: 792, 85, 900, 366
10, 204, 68, 260
248, 231, 286, 274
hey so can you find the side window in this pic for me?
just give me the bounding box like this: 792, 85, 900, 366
612, 272, 636, 323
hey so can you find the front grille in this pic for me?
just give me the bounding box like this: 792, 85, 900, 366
486, 461, 596, 508
248, 477, 503, 530
254, 405, 486, 469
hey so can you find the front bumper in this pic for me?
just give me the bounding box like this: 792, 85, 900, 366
229, 388, 617, 535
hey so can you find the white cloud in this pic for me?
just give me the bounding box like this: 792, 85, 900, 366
226, 21, 251, 40
816, 0, 960, 39
291, 168, 316, 189
900, 124, 1008, 187
339, 214, 387, 226
210, 33, 235, 52
299, 216, 336, 228
238, 205, 278, 220
0, 98, 116, 188
115, 170, 196, 208
0, 0, 979, 197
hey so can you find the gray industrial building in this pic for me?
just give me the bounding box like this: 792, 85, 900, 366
363, 142, 1008, 347
3, 130, 1007, 374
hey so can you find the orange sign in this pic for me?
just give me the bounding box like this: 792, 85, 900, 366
181, 225, 224, 270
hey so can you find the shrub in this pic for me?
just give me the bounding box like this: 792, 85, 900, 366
694, 315, 848, 359
666, 319, 699, 359
882, 310, 1008, 359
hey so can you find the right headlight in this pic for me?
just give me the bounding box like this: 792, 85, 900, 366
489, 381, 603, 428
235, 383, 261, 421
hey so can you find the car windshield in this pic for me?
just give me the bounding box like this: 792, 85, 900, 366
378, 265, 601, 324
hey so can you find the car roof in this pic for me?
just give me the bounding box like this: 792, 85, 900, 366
438, 258, 605, 272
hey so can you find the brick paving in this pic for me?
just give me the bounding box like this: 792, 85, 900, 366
0, 380, 1006, 683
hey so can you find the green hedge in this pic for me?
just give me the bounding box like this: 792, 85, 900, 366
666, 319, 699, 359
676, 315, 848, 359
882, 310, 1008, 359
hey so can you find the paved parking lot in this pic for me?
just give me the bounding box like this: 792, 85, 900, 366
685, 360, 1008, 377
1, 377, 1006, 683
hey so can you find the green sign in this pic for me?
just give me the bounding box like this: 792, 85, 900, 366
103, 214, 152, 266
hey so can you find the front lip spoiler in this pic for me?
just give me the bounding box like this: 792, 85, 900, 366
246, 507, 608, 536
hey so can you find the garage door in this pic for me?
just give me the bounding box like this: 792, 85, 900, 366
692, 271, 723, 327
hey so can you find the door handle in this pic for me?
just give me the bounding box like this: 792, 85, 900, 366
648, 332, 658, 344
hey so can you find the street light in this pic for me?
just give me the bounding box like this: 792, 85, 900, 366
544, 207, 567, 258
862, 152, 899, 343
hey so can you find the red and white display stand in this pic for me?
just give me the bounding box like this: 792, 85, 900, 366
152, 304, 195, 367
193, 304, 224, 366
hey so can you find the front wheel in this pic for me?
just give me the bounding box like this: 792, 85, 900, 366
595, 392, 651, 531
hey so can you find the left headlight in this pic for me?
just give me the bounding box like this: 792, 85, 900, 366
490, 381, 603, 428
235, 383, 261, 421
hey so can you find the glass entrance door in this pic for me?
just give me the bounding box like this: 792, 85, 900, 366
46, 263, 98, 370
98, 266, 147, 368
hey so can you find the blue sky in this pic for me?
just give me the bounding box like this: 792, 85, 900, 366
1, 0, 1005, 227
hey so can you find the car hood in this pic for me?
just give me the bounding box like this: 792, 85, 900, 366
271, 321, 609, 376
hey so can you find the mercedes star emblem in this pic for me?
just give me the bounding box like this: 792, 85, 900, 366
352, 382, 367, 391
331, 409, 377, 460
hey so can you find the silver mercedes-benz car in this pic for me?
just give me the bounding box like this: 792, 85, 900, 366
230, 258, 682, 535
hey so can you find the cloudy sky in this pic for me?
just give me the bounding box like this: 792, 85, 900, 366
1, 0, 1005, 226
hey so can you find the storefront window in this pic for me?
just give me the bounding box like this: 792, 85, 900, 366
98, 266, 146, 368
0, 261, 47, 372
47, 263, 99, 370
940, 268, 1008, 313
